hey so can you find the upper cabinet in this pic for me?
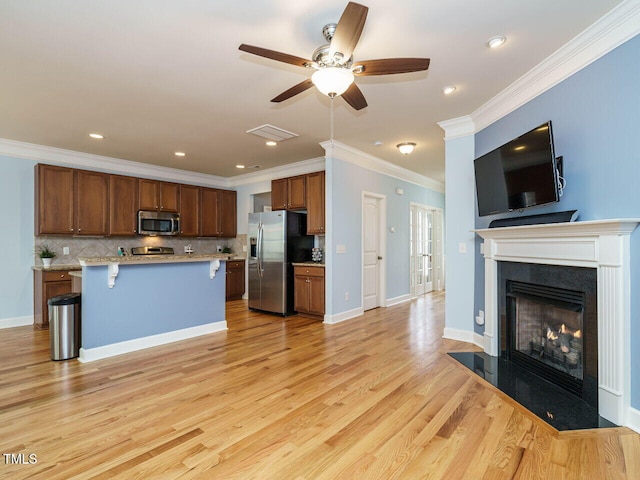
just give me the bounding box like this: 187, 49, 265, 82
35, 164, 237, 238
271, 171, 325, 235
138, 179, 180, 212
201, 188, 237, 238
306, 171, 325, 235
36, 164, 109, 236
35, 164, 75, 235
109, 175, 138, 236
179, 184, 201, 237
75, 169, 109, 235
271, 175, 306, 210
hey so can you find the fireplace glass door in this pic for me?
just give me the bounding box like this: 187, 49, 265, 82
507, 281, 585, 395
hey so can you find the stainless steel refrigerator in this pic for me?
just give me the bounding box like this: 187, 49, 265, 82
248, 211, 313, 315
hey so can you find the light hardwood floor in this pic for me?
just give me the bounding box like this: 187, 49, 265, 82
1, 293, 639, 479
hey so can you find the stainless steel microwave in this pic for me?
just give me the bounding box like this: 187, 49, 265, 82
137, 210, 180, 236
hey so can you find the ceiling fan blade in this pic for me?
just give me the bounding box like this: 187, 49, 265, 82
329, 2, 368, 62
341, 82, 368, 111
271, 79, 314, 103
353, 58, 431, 76
239, 44, 311, 68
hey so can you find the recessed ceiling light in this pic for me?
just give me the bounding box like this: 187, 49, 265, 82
236, 164, 246, 169
175, 152, 186, 157
89, 133, 104, 139
265, 141, 277, 146
443, 85, 457, 95
487, 36, 506, 49
374, 141, 383, 147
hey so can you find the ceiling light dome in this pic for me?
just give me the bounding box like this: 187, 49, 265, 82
311, 67, 354, 97
397, 142, 416, 155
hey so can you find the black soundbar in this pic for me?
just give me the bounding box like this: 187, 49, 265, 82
489, 210, 579, 228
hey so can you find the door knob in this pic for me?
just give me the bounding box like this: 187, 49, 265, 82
377, 256, 383, 260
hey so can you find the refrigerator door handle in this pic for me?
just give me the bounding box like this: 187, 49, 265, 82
257, 222, 263, 277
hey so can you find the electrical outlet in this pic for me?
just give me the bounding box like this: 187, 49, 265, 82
344, 291, 350, 301
458, 242, 467, 254
62, 247, 69, 255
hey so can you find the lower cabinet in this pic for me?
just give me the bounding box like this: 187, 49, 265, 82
226, 260, 245, 301
294, 265, 325, 318
33, 270, 76, 329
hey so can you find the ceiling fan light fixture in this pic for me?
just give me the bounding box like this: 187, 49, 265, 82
265, 140, 277, 146
311, 67, 354, 97
397, 142, 416, 155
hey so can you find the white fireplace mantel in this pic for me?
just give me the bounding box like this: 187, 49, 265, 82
474, 219, 640, 425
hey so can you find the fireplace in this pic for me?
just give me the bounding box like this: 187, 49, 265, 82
473, 219, 638, 426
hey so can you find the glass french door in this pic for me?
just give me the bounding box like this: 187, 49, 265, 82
411, 205, 433, 296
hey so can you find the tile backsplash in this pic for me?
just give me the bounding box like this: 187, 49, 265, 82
34, 234, 247, 267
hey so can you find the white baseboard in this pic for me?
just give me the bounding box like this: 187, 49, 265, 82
78, 321, 227, 363
0, 315, 33, 329
443, 327, 484, 348
386, 294, 412, 307
626, 406, 640, 433
323, 307, 364, 325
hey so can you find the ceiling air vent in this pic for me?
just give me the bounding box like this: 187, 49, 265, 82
246, 124, 299, 142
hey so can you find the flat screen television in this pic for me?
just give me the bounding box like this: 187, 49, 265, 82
474, 121, 560, 217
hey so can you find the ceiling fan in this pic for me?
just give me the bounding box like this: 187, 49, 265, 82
238, 2, 430, 111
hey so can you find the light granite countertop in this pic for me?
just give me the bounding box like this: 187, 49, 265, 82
292, 262, 325, 268
32, 264, 82, 271
79, 253, 242, 267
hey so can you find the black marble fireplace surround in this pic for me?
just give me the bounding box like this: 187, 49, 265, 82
450, 262, 615, 431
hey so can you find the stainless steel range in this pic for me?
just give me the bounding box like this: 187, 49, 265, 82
130, 246, 174, 256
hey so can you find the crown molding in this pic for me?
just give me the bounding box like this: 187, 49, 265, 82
471, 0, 640, 132
0, 137, 229, 187
227, 157, 326, 187
320, 140, 445, 193
437, 116, 475, 140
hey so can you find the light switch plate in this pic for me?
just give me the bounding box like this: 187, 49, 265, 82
336, 244, 346, 254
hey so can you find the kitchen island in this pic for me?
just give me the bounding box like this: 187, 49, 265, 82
78, 254, 230, 362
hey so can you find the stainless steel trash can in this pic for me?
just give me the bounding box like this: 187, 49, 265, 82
48, 292, 81, 360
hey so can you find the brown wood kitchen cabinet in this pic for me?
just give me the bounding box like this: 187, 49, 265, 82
138, 179, 180, 212
35, 164, 75, 235
179, 184, 201, 237
201, 188, 237, 237
294, 265, 325, 318
225, 260, 245, 301
271, 175, 306, 210
305, 171, 325, 235
33, 270, 75, 329
109, 174, 138, 236
35, 164, 109, 236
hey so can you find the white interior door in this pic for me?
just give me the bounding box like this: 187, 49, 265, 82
363, 194, 382, 311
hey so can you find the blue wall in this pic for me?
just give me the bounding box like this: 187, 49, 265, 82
0, 157, 36, 321
82, 261, 226, 349
327, 157, 444, 315
474, 34, 640, 407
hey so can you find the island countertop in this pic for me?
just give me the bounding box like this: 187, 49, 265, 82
79, 253, 242, 267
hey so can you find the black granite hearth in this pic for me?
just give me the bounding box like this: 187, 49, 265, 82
448, 351, 616, 431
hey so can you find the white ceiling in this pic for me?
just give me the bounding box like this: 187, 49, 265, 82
0, 0, 624, 184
